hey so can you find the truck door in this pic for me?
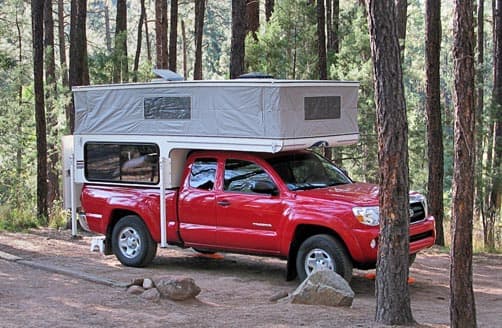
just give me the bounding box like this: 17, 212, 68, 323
215, 158, 286, 254
178, 158, 218, 246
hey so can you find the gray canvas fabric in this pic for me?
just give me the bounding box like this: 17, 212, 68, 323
73, 80, 359, 139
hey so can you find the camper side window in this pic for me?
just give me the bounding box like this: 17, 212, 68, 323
84, 143, 159, 184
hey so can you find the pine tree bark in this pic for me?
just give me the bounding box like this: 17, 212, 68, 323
69, 0, 88, 133
133, 0, 146, 82
366, 0, 414, 324
230, 0, 246, 79
181, 19, 187, 78
317, 0, 327, 80
425, 0, 444, 246
155, 0, 168, 69
113, 0, 128, 83
395, 0, 407, 57
57, 0, 68, 88
194, 0, 205, 80
169, 0, 178, 72
265, 0, 274, 22
246, 0, 259, 40
104, 4, 111, 52
32, 0, 48, 221
486, 0, 502, 251
44, 0, 60, 208
450, 1, 477, 327
144, 10, 152, 63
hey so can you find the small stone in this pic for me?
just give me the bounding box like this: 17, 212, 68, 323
269, 291, 289, 302
128, 278, 144, 287
127, 285, 145, 295
141, 288, 160, 302
143, 278, 154, 289
155, 277, 201, 301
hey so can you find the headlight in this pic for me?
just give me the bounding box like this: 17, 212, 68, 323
352, 206, 380, 226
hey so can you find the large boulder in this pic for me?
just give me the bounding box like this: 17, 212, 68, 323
289, 270, 354, 307
155, 277, 201, 301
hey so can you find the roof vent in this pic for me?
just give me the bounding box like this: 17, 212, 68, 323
152, 69, 184, 81
237, 72, 274, 79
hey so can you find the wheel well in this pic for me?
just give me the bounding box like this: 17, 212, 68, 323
286, 224, 351, 280
105, 209, 140, 254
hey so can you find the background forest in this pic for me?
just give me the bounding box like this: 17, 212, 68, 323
0, 0, 500, 252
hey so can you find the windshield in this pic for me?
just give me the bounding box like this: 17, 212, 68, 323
265, 152, 352, 191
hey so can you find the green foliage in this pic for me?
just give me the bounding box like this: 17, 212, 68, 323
330, 4, 377, 183
0, 204, 39, 232
246, 0, 317, 79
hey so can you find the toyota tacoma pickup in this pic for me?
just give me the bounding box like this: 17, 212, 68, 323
79, 149, 435, 282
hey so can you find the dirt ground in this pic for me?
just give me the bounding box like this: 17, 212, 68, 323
0, 228, 500, 328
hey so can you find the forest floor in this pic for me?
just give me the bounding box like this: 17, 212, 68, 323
0, 228, 500, 328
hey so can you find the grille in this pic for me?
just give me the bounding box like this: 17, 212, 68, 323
410, 202, 426, 224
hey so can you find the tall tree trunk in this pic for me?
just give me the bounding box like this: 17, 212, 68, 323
486, 0, 502, 251
113, 0, 128, 83
57, 0, 68, 88
15, 10, 23, 208
181, 19, 187, 78
44, 0, 60, 209
325, 0, 341, 163
144, 6, 151, 62
395, 0, 407, 57
169, 0, 178, 72
326, 0, 339, 54
194, 0, 205, 80
69, 0, 88, 133
104, 4, 111, 52
155, 0, 168, 69
133, 0, 146, 82
425, 0, 444, 246
450, 0, 477, 327
476, 0, 488, 248
246, 0, 259, 40
230, 0, 246, 79
265, 0, 274, 22
317, 0, 327, 80
32, 0, 48, 221
366, 0, 414, 324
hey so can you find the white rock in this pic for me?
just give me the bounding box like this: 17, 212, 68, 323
143, 278, 154, 289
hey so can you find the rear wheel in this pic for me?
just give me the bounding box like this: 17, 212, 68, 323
296, 234, 353, 282
112, 215, 157, 267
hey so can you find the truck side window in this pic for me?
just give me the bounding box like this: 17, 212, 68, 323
224, 159, 276, 194
189, 158, 217, 190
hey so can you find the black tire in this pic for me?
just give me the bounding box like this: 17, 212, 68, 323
112, 215, 157, 267
296, 234, 353, 282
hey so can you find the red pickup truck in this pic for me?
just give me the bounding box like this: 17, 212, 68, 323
80, 149, 435, 281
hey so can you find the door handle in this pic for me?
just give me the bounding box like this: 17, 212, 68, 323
217, 200, 231, 206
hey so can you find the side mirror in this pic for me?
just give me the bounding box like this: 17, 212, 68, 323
251, 180, 279, 196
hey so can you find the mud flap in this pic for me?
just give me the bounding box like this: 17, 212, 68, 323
286, 256, 297, 281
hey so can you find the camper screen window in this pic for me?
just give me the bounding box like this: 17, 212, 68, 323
84, 143, 159, 184
304, 96, 341, 120
144, 96, 191, 120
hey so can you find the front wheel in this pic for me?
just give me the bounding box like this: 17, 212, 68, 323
296, 234, 353, 282
112, 215, 157, 267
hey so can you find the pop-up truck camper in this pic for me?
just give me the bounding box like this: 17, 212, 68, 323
63, 72, 435, 281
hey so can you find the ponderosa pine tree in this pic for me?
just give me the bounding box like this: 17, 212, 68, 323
366, 0, 414, 324
450, 0, 477, 326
